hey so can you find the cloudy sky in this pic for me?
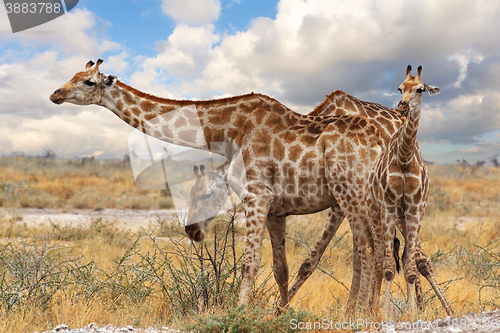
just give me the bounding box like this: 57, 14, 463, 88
1, 0, 499, 164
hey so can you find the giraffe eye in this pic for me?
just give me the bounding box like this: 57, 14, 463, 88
397, 88, 402, 94
199, 192, 213, 201
416, 88, 424, 93
84, 80, 96, 86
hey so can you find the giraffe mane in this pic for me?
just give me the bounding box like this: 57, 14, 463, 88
310, 90, 349, 116
115, 81, 263, 107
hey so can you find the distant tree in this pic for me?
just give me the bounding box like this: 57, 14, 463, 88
490, 154, 500, 167
42, 149, 57, 159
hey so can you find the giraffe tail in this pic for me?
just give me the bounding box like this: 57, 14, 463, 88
393, 237, 401, 273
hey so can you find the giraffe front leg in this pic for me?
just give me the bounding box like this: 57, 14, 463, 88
238, 198, 270, 306
401, 213, 419, 320
381, 208, 398, 320
288, 205, 344, 301
267, 215, 289, 311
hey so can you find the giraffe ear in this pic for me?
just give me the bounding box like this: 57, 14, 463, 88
104, 75, 117, 88
424, 84, 441, 96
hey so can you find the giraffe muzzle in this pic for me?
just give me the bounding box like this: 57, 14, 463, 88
185, 225, 205, 242
49, 89, 65, 104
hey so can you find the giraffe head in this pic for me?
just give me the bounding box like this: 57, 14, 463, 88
184, 164, 232, 242
397, 65, 441, 113
49, 59, 117, 105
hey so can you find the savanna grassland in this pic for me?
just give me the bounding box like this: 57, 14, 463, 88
1, 155, 500, 332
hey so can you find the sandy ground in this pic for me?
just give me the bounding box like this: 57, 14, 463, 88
0, 207, 180, 231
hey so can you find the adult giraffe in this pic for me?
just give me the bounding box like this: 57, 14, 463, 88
49, 59, 384, 311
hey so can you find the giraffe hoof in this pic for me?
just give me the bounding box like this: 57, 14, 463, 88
384, 270, 394, 281
406, 274, 417, 284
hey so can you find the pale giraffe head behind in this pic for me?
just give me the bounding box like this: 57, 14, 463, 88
49, 59, 117, 105
397, 65, 441, 114
185, 164, 232, 242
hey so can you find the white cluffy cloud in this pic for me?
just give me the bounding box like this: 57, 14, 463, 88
161, 0, 221, 25
0, 6, 129, 158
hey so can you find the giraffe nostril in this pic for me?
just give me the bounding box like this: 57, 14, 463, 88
54, 89, 63, 95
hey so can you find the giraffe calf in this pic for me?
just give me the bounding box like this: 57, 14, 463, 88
368, 65, 441, 320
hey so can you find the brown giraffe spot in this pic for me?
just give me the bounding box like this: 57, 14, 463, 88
122, 91, 136, 106
123, 117, 130, 124
253, 106, 267, 125
357, 133, 367, 146
188, 115, 201, 127
140, 100, 156, 112
131, 107, 141, 116
132, 118, 140, 127
307, 123, 323, 135
299, 150, 316, 173
293, 197, 305, 207
234, 115, 256, 134
282, 131, 297, 144
282, 162, 295, 181
153, 130, 162, 138
160, 105, 176, 114
178, 130, 198, 143
266, 113, 284, 128
162, 125, 173, 138
388, 163, 401, 174
252, 129, 272, 157
174, 117, 187, 128
123, 109, 131, 117
288, 144, 303, 162
273, 138, 285, 161
116, 100, 124, 111
204, 128, 224, 143
300, 135, 318, 147
284, 114, 298, 127
110, 90, 120, 99
209, 108, 234, 125
144, 113, 159, 122
273, 104, 287, 115
335, 120, 347, 134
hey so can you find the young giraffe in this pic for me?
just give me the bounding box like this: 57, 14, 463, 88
50, 59, 383, 311
368, 65, 441, 319
288, 89, 454, 317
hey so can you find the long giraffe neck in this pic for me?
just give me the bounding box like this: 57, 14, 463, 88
396, 99, 422, 164
98, 80, 269, 154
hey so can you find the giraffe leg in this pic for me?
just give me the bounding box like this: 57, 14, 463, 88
396, 218, 424, 312
345, 241, 361, 315
401, 214, 419, 320
350, 222, 374, 313
367, 209, 386, 317
266, 215, 289, 310
288, 205, 344, 301
415, 246, 455, 316
381, 208, 398, 320
415, 271, 424, 312
238, 195, 271, 306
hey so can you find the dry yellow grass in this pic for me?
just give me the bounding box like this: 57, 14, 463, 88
1, 158, 500, 331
